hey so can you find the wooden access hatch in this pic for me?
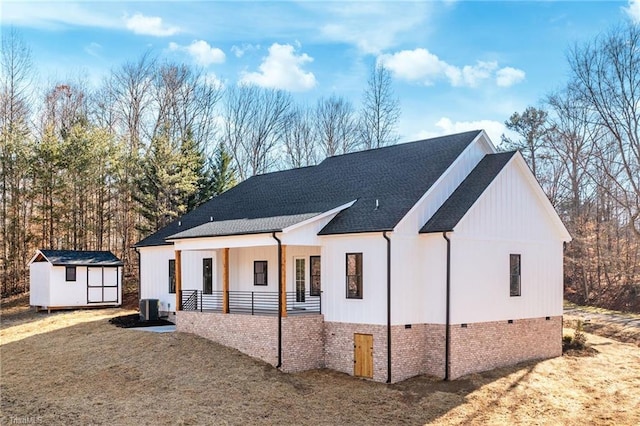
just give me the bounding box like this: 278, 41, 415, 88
354, 333, 373, 378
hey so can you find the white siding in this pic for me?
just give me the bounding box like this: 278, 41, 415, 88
321, 233, 387, 324
49, 265, 87, 306
450, 236, 562, 323
449, 159, 566, 323
395, 135, 492, 236
181, 250, 217, 291
454, 159, 564, 242
29, 262, 51, 306
139, 245, 176, 312
391, 233, 447, 325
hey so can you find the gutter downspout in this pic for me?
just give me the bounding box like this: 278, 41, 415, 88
135, 247, 141, 307
443, 232, 451, 381
272, 232, 283, 369
383, 231, 391, 384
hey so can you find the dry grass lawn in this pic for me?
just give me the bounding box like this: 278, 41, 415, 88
2, 295, 640, 425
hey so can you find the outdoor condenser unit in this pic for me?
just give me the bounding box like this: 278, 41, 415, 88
139, 299, 159, 321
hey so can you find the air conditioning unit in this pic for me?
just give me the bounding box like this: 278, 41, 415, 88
139, 299, 159, 321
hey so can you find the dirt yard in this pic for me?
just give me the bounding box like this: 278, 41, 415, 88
2, 295, 640, 425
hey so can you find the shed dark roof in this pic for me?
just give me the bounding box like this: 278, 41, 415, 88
135, 130, 483, 246
37, 250, 124, 266
420, 151, 516, 233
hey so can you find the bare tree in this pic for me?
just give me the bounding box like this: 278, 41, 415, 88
359, 64, 400, 149
315, 95, 358, 157
151, 62, 222, 153
282, 105, 318, 168
567, 23, 640, 237
222, 85, 292, 180
0, 28, 34, 295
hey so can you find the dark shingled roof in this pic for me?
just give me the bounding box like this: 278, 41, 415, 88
135, 130, 483, 247
420, 151, 516, 234
38, 250, 124, 266
169, 213, 322, 239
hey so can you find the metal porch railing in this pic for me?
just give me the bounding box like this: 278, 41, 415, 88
179, 290, 322, 315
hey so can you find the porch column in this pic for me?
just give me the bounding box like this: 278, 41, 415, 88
175, 250, 182, 311
222, 248, 229, 313
280, 245, 287, 317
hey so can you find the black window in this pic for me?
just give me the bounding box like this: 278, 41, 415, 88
510, 254, 521, 297
254, 261, 267, 286
168, 259, 176, 294
310, 256, 321, 296
65, 266, 76, 282
346, 253, 362, 299
203, 258, 213, 294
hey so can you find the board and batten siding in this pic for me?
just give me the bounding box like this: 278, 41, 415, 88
390, 233, 447, 325
321, 233, 387, 324
29, 262, 50, 307
181, 250, 217, 291
448, 159, 566, 323
139, 245, 176, 312
227, 245, 320, 293
395, 133, 493, 236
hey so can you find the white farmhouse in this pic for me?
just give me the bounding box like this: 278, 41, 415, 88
135, 130, 571, 382
29, 250, 123, 312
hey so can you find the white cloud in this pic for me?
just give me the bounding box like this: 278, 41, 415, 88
169, 40, 225, 66
204, 73, 225, 90
413, 117, 509, 145
496, 67, 526, 87
124, 13, 179, 37
231, 44, 260, 58
378, 48, 525, 89
317, 2, 431, 54
377, 48, 457, 85
2, 2, 119, 30
460, 61, 498, 87
239, 43, 316, 92
625, 0, 640, 23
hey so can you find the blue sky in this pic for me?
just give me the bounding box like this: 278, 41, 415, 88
3, 0, 639, 144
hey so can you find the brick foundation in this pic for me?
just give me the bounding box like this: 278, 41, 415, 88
281, 315, 325, 373
391, 323, 446, 381
177, 311, 279, 366
177, 311, 325, 371
177, 312, 561, 383
448, 316, 562, 379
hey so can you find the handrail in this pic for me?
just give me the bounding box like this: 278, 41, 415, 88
180, 290, 322, 315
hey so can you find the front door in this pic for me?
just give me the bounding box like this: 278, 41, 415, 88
354, 333, 373, 378
294, 257, 305, 302
203, 258, 213, 294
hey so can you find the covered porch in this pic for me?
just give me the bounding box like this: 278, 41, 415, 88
171, 234, 326, 373
171, 232, 323, 318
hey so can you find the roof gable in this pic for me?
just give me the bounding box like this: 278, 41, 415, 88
421, 151, 571, 242
421, 151, 517, 233
30, 250, 123, 266
135, 130, 483, 246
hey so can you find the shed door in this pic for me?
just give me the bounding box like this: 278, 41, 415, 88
354, 333, 374, 378
87, 267, 119, 303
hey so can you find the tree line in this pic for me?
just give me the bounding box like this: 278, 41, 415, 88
2, 24, 638, 313
502, 24, 640, 312
0, 29, 400, 296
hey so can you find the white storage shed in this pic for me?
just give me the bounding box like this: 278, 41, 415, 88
29, 249, 123, 312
